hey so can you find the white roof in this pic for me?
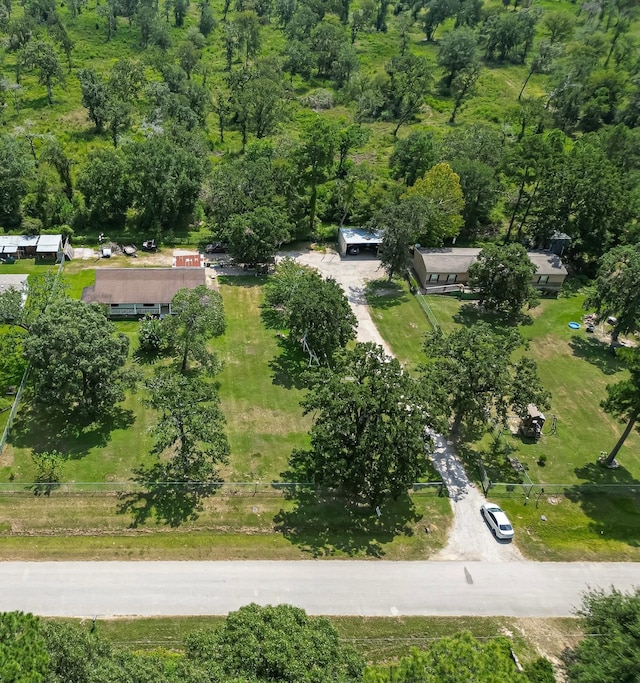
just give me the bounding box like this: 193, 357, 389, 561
339, 227, 383, 245
0, 234, 62, 254
35, 234, 62, 253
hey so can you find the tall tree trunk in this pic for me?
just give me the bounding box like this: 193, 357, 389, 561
518, 70, 532, 100
505, 175, 527, 241
515, 180, 539, 241
181, 339, 189, 374
308, 183, 318, 233
450, 411, 463, 437
605, 411, 638, 466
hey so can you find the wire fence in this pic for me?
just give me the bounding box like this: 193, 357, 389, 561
0, 481, 446, 497
407, 268, 441, 332
486, 481, 640, 500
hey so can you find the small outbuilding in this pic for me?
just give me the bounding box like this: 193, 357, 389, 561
337, 227, 383, 257
519, 404, 546, 440
174, 253, 205, 268
82, 268, 207, 317
0, 234, 65, 261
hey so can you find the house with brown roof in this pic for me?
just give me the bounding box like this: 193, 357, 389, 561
412, 247, 568, 292
82, 268, 207, 317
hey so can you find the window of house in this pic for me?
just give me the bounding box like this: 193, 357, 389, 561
142, 303, 156, 307
446, 274, 457, 283
538, 275, 549, 285
429, 273, 439, 282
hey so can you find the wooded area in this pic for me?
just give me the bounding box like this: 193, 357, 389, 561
0, 0, 637, 273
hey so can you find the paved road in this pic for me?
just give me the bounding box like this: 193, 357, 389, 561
1, 561, 637, 618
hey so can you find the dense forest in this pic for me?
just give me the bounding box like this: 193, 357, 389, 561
0, 0, 639, 272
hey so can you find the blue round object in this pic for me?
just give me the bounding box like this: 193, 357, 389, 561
568, 322, 581, 329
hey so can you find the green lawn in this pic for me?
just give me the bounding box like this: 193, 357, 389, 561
210, 276, 311, 482
367, 281, 640, 560
0, 271, 452, 557
59, 614, 579, 665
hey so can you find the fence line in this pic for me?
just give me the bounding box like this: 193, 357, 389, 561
0, 481, 446, 496
486, 481, 640, 498
0, 256, 66, 455
407, 268, 441, 332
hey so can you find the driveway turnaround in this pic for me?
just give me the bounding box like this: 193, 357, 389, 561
1, 561, 638, 618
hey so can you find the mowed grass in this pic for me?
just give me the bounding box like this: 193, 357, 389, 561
57, 614, 580, 665
210, 276, 311, 481
0, 271, 452, 558
367, 281, 640, 560
0, 490, 451, 560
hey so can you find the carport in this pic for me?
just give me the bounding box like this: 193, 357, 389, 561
337, 227, 383, 258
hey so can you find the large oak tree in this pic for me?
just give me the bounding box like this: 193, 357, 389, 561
290, 343, 433, 506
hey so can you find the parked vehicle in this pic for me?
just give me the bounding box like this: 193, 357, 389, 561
141, 239, 157, 252
480, 503, 514, 540
205, 242, 226, 254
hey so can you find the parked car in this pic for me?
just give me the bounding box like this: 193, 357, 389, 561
347, 246, 360, 255
480, 503, 514, 540
205, 242, 226, 254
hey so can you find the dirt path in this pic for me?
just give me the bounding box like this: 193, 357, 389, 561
294, 248, 523, 562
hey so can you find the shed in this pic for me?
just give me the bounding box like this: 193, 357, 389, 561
337, 227, 383, 258
545, 231, 571, 256
0, 234, 64, 261
34, 234, 64, 260
519, 404, 546, 440
0, 236, 20, 257
82, 268, 207, 317
174, 254, 205, 268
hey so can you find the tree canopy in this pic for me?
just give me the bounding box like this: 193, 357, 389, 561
0, 612, 49, 683
468, 243, 539, 317
290, 343, 433, 506
163, 285, 225, 374
145, 370, 229, 480
584, 244, 640, 344
263, 258, 357, 364
186, 603, 364, 682
422, 323, 550, 438
567, 588, 640, 683
23, 299, 130, 420
364, 631, 549, 683
600, 347, 640, 466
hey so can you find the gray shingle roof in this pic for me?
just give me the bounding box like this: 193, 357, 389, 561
82, 268, 207, 305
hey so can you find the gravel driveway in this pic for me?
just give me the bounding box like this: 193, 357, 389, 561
290, 250, 393, 354
292, 248, 523, 562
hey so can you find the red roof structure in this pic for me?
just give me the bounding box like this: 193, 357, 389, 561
174, 254, 204, 268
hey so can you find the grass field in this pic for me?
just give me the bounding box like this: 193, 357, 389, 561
0, 268, 452, 558
367, 278, 640, 560
59, 614, 581, 665
210, 276, 311, 482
